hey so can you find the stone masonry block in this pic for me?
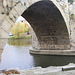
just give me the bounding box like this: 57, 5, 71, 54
0, 28, 9, 38
14, 3, 26, 16
6, 16, 15, 26
1, 20, 12, 34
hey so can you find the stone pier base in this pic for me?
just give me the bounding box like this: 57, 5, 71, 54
30, 49, 75, 56
0, 49, 3, 62
0, 39, 7, 49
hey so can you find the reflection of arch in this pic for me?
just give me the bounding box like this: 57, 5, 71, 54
22, 0, 70, 50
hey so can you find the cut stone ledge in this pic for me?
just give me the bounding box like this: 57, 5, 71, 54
30, 49, 75, 56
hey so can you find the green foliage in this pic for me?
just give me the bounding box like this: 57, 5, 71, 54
70, 14, 74, 20
8, 38, 32, 46
12, 21, 31, 38
8, 37, 15, 39
68, 0, 74, 4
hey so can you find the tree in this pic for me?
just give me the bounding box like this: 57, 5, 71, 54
12, 21, 30, 38
68, 0, 74, 4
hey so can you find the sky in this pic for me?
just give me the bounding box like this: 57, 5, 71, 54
16, 16, 25, 22
16, 16, 30, 27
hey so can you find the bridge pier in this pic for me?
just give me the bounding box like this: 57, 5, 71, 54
0, 0, 72, 56
0, 39, 7, 62
21, 0, 71, 55
30, 28, 71, 55
0, 39, 7, 49
30, 49, 75, 55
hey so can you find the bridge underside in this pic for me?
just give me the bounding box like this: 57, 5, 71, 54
22, 0, 70, 51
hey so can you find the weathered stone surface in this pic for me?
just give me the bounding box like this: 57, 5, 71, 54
30, 49, 75, 55
0, 0, 72, 53
0, 6, 4, 13
9, 13, 16, 23
0, 49, 3, 62
22, 0, 70, 50
14, 3, 26, 16
0, 28, 9, 38
10, 8, 19, 21
1, 20, 12, 34
6, 16, 14, 26
0, 13, 6, 21
31, 28, 41, 50
0, 39, 7, 49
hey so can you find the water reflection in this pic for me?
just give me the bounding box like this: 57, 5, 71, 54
0, 39, 34, 70
8, 39, 32, 46
32, 54, 75, 68
0, 39, 75, 70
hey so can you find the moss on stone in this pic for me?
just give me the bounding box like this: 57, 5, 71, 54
6, 11, 9, 15
1, 12, 5, 15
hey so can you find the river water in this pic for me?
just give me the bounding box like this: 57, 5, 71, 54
0, 39, 75, 70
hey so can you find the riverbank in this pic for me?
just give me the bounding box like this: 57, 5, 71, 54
0, 63, 75, 75
8, 35, 31, 39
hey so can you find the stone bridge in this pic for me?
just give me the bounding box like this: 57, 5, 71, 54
0, 0, 71, 55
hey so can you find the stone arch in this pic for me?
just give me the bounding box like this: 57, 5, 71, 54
22, 0, 70, 50
0, 1, 26, 49
0, 0, 70, 50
